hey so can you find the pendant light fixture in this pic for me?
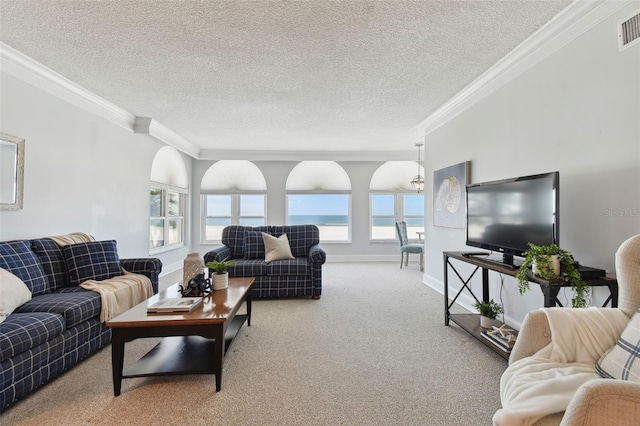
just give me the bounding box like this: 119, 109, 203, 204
410, 142, 424, 193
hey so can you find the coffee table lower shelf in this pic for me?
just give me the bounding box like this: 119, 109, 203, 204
122, 313, 248, 379
448, 313, 511, 361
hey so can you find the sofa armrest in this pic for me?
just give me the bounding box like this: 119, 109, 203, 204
204, 246, 232, 264
309, 244, 326, 265
560, 379, 640, 426
509, 309, 552, 364
120, 258, 162, 294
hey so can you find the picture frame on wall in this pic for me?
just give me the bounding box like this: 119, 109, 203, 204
433, 161, 470, 229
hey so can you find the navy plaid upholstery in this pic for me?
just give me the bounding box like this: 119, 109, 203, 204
0, 313, 65, 362
15, 289, 101, 328
251, 275, 314, 298
205, 225, 325, 299
31, 238, 70, 290
0, 240, 50, 296
204, 245, 232, 264
222, 226, 270, 258
0, 236, 163, 410
62, 240, 122, 286
309, 245, 326, 264
228, 259, 268, 276
120, 258, 162, 294
244, 231, 266, 259
271, 225, 319, 258
1, 318, 110, 409
267, 258, 310, 276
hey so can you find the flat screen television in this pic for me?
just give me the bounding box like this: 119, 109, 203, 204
465, 171, 559, 265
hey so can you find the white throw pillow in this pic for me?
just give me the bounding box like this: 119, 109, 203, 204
262, 233, 295, 263
0, 267, 33, 323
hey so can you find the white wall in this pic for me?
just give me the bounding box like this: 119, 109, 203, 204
0, 72, 193, 273
423, 4, 640, 327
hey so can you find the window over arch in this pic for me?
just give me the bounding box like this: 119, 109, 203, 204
150, 146, 189, 252
286, 161, 351, 242
370, 161, 425, 241
201, 160, 267, 243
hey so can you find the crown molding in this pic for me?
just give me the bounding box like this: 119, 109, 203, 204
134, 117, 201, 158
0, 42, 137, 130
419, 0, 635, 136
197, 149, 417, 162
0, 42, 203, 158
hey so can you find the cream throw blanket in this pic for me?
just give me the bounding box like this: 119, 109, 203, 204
80, 269, 153, 322
493, 307, 629, 426
48, 232, 152, 322
48, 232, 95, 245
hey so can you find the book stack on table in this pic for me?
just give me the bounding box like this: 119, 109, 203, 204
481, 324, 518, 353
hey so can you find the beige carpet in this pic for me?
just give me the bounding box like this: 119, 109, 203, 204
1, 262, 506, 425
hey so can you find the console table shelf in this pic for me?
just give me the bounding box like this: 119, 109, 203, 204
443, 251, 618, 360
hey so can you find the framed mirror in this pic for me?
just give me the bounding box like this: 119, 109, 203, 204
0, 133, 25, 211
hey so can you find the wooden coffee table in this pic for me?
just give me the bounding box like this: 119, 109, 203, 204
106, 277, 254, 396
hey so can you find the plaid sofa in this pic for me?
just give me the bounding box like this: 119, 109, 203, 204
0, 237, 162, 410
204, 225, 326, 299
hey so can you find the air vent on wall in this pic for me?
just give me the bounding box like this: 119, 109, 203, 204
619, 12, 640, 51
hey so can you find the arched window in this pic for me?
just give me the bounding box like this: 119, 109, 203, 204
150, 146, 189, 252
201, 160, 267, 243
286, 161, 351, 242
370, 161, 425, 241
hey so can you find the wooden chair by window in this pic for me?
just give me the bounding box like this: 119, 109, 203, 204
395, 221, 424, 272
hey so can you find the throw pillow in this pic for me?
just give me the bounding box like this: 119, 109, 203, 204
262, 232, 294, 263
596, 307, 640, 382
0, 267, 33, 323
0, 240, 50, 295
244, 231, 266, 259
63, 240, 122, 287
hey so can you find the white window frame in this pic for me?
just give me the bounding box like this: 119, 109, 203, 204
369, 192, 424, 242
201, 191, 267, 244
150, 183, 187, 254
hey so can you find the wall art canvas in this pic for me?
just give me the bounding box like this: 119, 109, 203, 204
433, 161, 470, 228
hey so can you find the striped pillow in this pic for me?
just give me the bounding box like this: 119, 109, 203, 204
596, 308, 640, 382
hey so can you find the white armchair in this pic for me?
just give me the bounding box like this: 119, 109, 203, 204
495, 235, 640, 426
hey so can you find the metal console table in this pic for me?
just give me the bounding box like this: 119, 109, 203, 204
443, 251, 618, 360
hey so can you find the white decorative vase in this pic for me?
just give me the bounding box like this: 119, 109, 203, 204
480, 315, 493, 328
532, 255, 560, 278
182, 253, 204, 290
212, 272, 229, 290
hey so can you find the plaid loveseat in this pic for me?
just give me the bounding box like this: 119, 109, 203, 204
0, 236, 162, 410
204, 225, 326, 299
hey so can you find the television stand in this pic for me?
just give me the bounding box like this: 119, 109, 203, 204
443, 251, 618, 360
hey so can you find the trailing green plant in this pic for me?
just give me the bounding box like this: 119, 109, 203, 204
205, 257, 236, 274
516, 243, 588, 308
472, 299, 504, 319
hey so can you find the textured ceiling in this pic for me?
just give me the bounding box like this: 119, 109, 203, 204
0, 0, 573, 154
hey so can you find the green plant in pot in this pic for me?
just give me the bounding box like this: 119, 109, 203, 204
516, 243, 587, 308
205, 257, 236, 290
473, 299, 503, 328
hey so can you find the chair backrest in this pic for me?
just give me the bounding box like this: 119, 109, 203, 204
616, 234, 640, 317
395, 221, 409, 246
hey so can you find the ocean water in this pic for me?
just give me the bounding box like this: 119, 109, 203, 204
205, 216, 422, 227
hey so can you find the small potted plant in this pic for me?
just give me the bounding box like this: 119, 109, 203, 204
205, 257, 236, 290
516, 243, 587, 308
473, 299, 504, 328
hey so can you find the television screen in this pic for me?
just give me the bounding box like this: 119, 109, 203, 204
466, 172, 559, 261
